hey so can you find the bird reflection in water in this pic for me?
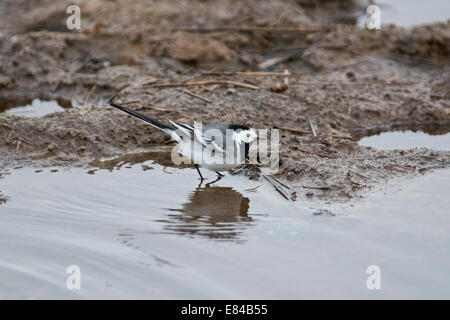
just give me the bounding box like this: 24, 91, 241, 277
159, 178, 253, 241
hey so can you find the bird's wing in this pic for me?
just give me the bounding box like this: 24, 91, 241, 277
169, 120, 226, 153
168, 120, 193, 137
193, 123, 226, 153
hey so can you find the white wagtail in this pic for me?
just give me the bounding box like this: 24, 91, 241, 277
108, 96, 257, 181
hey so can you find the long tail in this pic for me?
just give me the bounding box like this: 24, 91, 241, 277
108, 96, 174, 134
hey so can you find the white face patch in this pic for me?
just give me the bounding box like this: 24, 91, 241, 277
233, 129, 257, 144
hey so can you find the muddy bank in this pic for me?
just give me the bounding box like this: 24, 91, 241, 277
1, 0, 449, 202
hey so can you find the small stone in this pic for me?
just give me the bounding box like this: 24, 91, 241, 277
270, 82, 288, 93
0, 75, 11, 87
313, 209, 335, 216
293, 167, 303, 174
47, 143, 58, 152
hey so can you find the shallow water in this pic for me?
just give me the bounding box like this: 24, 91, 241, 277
1, 151, 450, 299
359, 130, 450, 150
5, 99, 66, 117
358, 0, 450, 27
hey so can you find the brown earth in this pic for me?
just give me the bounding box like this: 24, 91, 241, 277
0, 0, 449, 203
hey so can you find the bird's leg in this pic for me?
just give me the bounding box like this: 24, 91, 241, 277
215, 171, 225, 177
205, 175, 222, 187
194, 164, 206, 181
196, 179, 204, 189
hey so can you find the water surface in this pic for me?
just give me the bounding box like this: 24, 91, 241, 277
359, 130, 450, 150
6, 99, 66, 117
358, 0, 450, 27
1, 151, 450, 299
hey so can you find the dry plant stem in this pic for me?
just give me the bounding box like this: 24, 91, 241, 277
203, 71, 296, 77
309, 120, 317, 137
299, 148, 331, 158
171, 26, 322, 34
182, 89, 211, 103
279, 127, 312, 134
291, 81, 424, 86
84, 84, 97, 106
15, 137, 33, 145
148, 80, 260, 90
249, 44, 347, 53
258, 55, 294, 69
140, 106, 171, 112
279, 126, 353, 140
0, 122, 13, 130
329, 134, 352, 140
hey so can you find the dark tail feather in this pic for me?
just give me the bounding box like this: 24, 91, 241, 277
108, 97, 174, 132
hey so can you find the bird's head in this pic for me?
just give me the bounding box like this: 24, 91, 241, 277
233, 128, 257, 144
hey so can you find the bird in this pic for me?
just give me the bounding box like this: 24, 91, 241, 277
108, 96, 257, 181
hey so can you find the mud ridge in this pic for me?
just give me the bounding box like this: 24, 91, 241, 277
1, 0, 449, 202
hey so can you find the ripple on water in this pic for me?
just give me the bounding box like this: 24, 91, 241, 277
1, 151, 450, 299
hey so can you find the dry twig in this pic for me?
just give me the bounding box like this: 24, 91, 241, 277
15, 137, 33, 145
0, 122, 13, 130
84, 84, 97, 106
291, 81, 422, 86
309, 121, 317, 137
279, 126, 353, 140
299, 148, 331, 158
203, 71, 296, 77
171, 26, 322, 34
183, 89, 212, 103
279, 127, 312, 134
258, 50, 303, 69
148, 80, 260, 90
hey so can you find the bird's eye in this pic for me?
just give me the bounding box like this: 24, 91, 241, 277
246, 133, 250, 138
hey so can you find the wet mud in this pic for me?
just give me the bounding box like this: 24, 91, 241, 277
0, 0, 449, 202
